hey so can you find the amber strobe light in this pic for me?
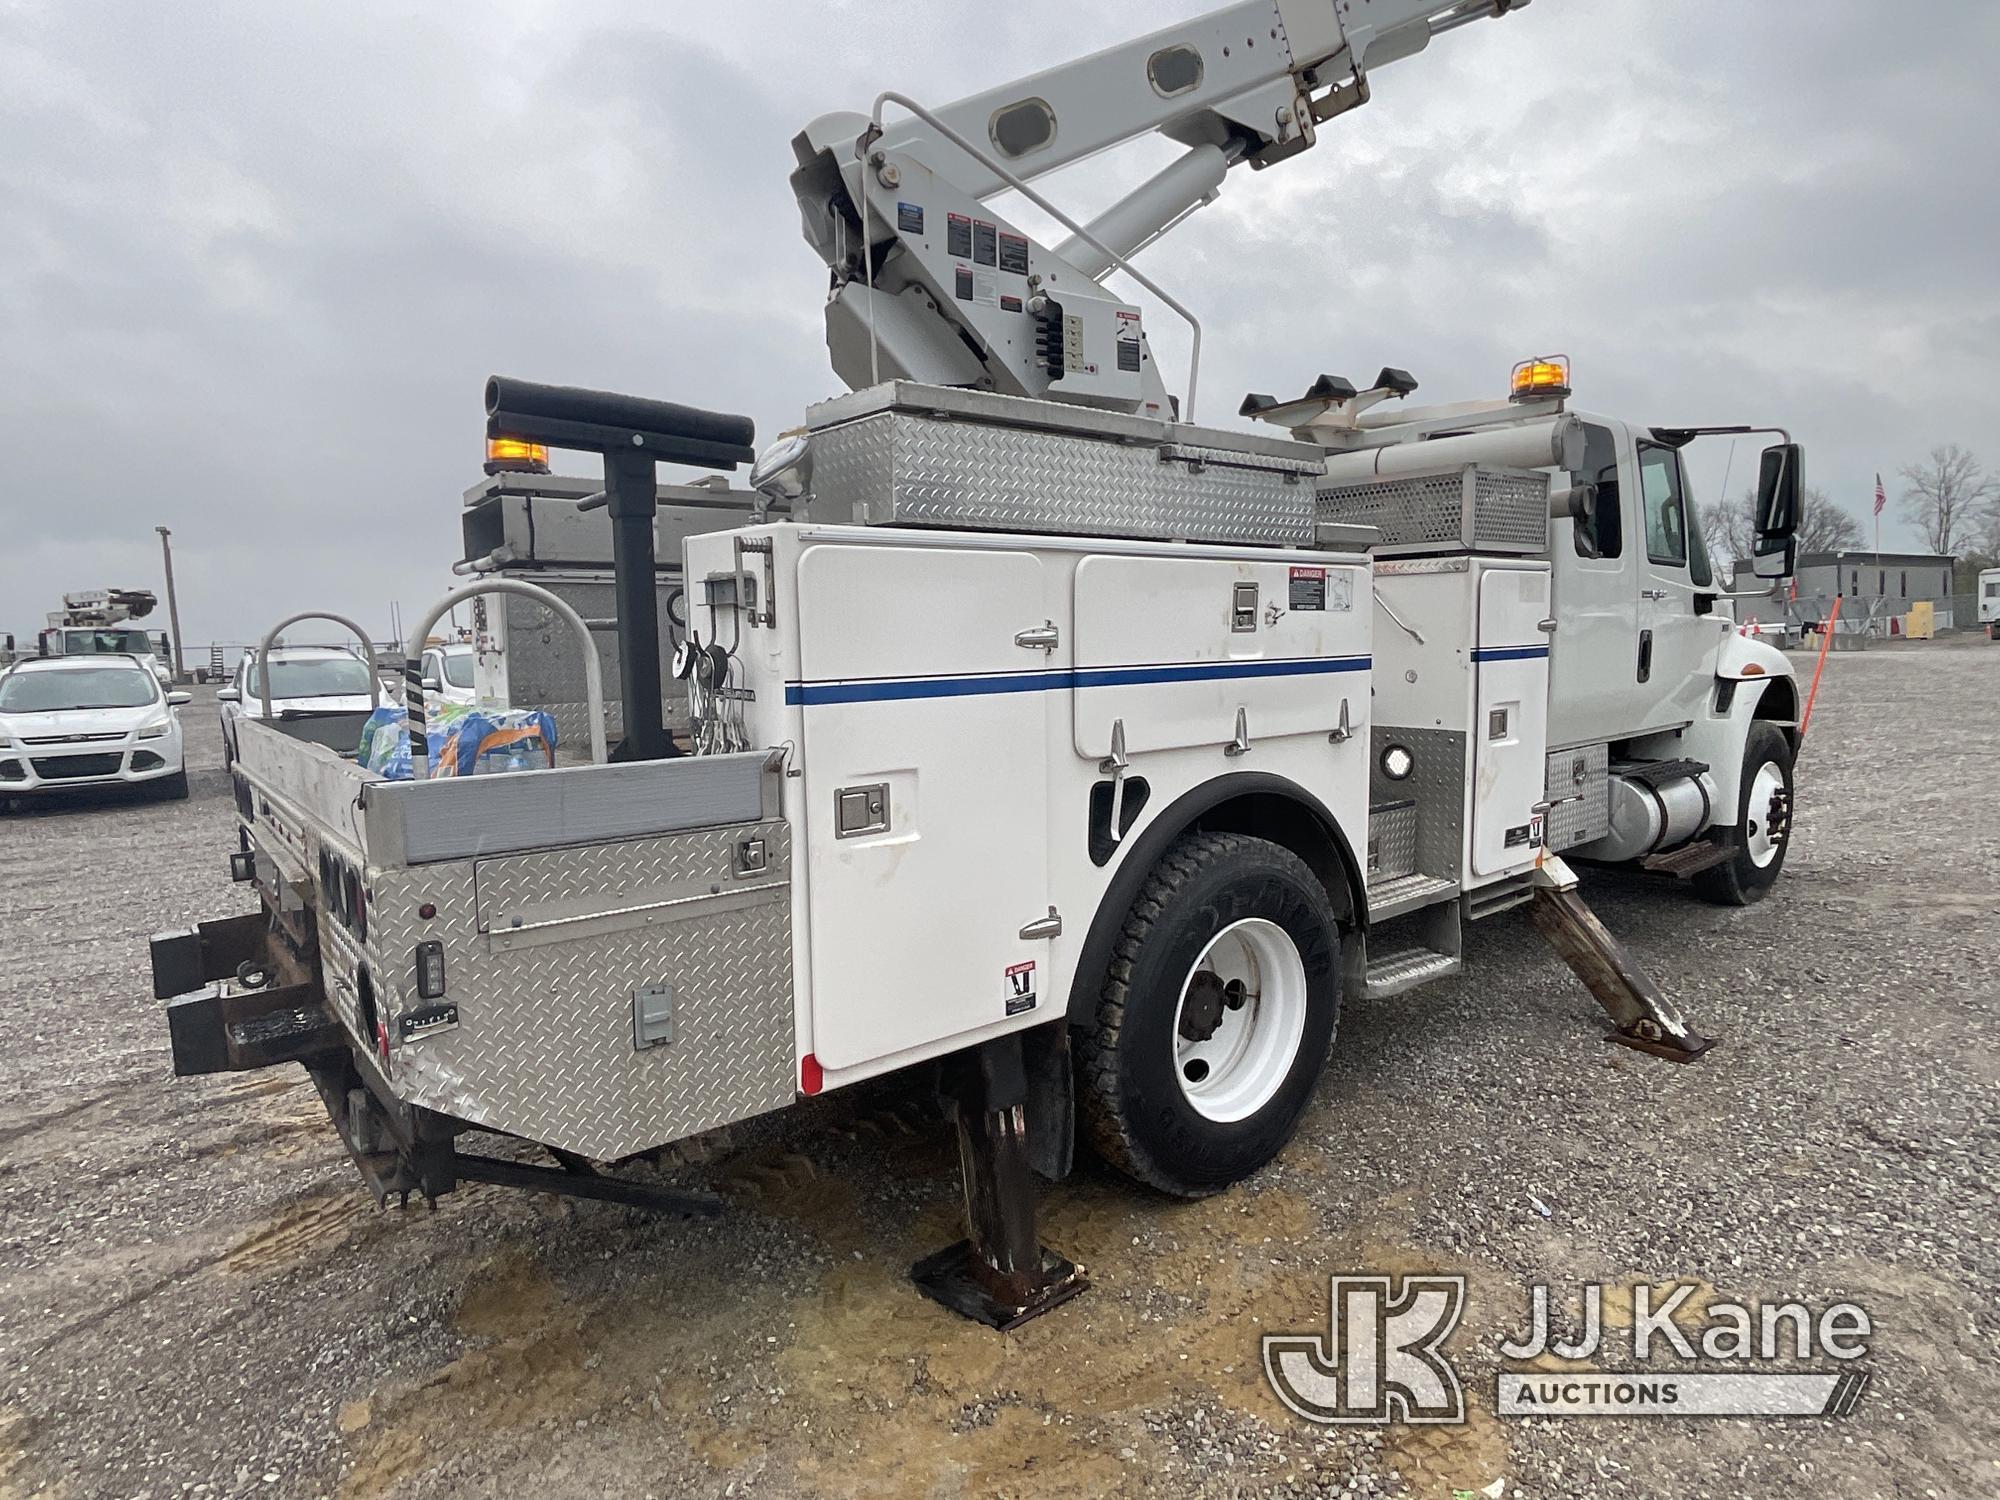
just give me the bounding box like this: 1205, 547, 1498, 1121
1510, 355, 1572, 402
484, 435, 551, 475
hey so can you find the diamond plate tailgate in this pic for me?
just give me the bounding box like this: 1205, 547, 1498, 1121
378, 823, 795, 1160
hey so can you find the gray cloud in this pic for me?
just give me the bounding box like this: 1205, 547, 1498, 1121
4, 0, 1996, 655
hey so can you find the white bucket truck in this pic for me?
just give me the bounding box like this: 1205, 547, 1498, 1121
152, 0, 1805, 1328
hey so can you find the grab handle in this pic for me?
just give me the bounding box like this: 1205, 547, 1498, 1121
402, 580, 607, 778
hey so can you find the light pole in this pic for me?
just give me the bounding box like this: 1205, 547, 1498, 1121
155, 525, 186, 682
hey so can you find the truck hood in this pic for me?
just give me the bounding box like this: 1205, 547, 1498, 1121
250, 694, 381, 718
0, 704, 166, 740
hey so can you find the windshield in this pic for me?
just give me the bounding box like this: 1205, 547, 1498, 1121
65, 629, 154, 656
255, 657, 376, 701
0, 665, 158, 712
442, 652, 475, 689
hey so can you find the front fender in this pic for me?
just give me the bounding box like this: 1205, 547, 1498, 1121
1715, 629, 1792, 684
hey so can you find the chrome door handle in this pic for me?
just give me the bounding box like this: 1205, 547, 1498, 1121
1641, 588, 1669, 601
1019, 907, 1063, 940
1537, 618, 1558, 634
1015, 622, 1060, 651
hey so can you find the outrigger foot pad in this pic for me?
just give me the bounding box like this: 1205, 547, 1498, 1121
911, 1241, 1087, 1332
1606, 1025, 1717, 1065
915, 1030, 1086, 1331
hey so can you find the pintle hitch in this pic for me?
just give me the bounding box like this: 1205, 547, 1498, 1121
1527, 856, 1716, 1064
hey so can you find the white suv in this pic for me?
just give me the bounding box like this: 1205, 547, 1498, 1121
0, 655, 190, 803
218, 646, 389, 765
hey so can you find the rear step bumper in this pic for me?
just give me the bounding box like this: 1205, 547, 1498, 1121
150, 917, 345, 1076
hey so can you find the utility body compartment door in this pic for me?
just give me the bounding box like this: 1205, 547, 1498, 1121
794, 543, 1052, 1069
1069, 554, 1366, 758
1470, 563, 1552, 878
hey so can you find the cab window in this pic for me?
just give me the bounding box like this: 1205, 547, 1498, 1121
1639, 444, 1689, 568
1572, 423, 1623, 559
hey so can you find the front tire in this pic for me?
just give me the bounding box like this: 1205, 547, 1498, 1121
155, 769, 191, 802
1076, 831, 1341, 1198
1692, 722, 1793, 906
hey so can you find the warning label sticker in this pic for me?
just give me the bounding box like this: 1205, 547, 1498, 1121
973, 219, 998, 267
954, 264, 974, 302
947, 213, 972, 259
973, 269, 999, 307
1115, 308, 1142, 374
1004, 961, 1038, 1016
998, 231, 1030, 275
897, 201, 925, 235
1289, 566, 1327, 611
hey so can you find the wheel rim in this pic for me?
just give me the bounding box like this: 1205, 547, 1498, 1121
1171, 917, 1308, 1124
1744, 760, 1788, 868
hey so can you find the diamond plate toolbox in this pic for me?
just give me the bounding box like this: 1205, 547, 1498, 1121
1317, 464, 1549, 556
803, 382, 1323, 545
374, 822, 795, 1161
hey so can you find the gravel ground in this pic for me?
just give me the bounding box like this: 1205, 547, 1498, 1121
2, 653, 1996, 1500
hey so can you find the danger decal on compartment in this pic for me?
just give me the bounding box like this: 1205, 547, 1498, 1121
1289, 566, 1327, 611
1004, 961, 1038, 1016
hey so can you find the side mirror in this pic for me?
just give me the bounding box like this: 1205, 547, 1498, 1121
166, 691, 193, 707
422, 675, 442, 692
1752, 534, 1796, 582
216, 686, 241, 703
1754, 442, 1803, 541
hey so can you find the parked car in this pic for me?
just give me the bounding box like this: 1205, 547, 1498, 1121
0, 655, 190, 804
218, 646, 390, 765
420, 642, 479, 709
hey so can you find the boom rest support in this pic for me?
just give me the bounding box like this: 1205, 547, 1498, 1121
484, 376, 757, 762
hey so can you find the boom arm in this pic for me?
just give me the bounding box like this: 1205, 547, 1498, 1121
791, 0, 1525, 418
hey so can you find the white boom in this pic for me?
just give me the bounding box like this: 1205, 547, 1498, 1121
790, 0, 1526, 418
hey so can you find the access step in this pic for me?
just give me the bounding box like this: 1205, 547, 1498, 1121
1367, 871, 1459, 922
1363, 945, 1462, 1000
1640, 839, 1735, 879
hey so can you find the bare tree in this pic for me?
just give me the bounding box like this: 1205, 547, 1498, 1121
1702, 486, 1857, 575
1797, 488, 1862, 555
1899, 445, 1996, 556
1699, 497, 1752, 574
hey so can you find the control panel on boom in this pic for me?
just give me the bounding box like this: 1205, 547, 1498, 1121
789, 0, 1527, 420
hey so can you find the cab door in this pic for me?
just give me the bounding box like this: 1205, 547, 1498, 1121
1547, 421, 1639, 747
1633, 442, 1724, 731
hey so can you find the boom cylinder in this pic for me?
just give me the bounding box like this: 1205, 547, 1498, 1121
1319, 414, 1585, 484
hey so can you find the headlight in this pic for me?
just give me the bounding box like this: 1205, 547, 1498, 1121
1380, 743, 1415, 781
137, 718, 173, 740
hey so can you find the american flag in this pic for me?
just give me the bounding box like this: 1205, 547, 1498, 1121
1874, 473, 1887, 517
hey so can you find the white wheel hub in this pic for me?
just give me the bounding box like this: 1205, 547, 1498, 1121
1744, 760, 1788, 868
1171, 917, 1308, 1123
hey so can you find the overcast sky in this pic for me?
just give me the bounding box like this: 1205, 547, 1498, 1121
4, 0, 1997, 652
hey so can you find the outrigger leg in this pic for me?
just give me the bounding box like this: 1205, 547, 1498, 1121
911, 1033, 1087, 1330
1528, 855, 1717, 1064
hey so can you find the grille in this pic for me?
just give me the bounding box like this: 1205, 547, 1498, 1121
1317, 464, 1549, 555
31, 753, 124, 779
21, 732, 123, 745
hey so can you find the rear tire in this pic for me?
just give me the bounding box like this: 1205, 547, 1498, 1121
1076, 831, 1341, 1198
1692, 722, 1793, 906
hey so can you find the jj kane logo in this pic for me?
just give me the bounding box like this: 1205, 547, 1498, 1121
1264, 1277, 1873, 1425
